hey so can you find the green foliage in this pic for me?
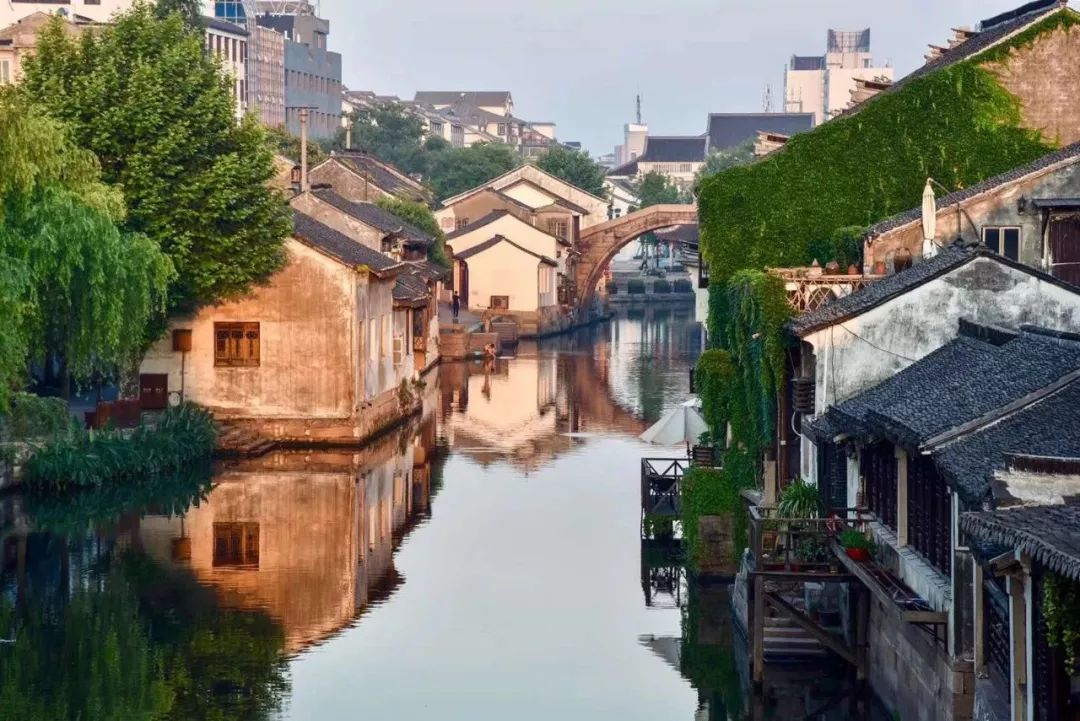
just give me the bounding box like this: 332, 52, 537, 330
694, 140, 755, 191
1043, 573, 1080, 669
673, 278, 694, 294
347, 101, 431, 176
806, 225, 866, 269
709, 271, 792, 463
627, 278, 646, 295
838, 529, 875, 552
155, 0, 203, 25
680, 453, 755, 566
695, 349, 736, 436
22, 7, 292, 312
533, 145, 607, 198
0, 393, 75, 441
679, 582, 746, 719
264, 124, 328, 168
697, 13, 1078, 284
653, 279, 671, 294
22, 404, 217, 494
375, 195, 452, 268
776, 478, 823, 519
635, 170, 685, 208
0, 94, 172, 406
427, 142, 520, 201
0, 575, 173, 721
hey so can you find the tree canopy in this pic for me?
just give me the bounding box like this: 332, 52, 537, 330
374, 196, 451, 268
347, 102, 432, 176
427, 143, 520, 202
533, 145, 607, 198
635, 171, 686, 208
694, 140, 755, 190
22, 7, 292, 312
0, 94, 172, 406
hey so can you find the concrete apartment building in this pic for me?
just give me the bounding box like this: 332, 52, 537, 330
784, 28, 894, 124
205, 16, 248, 120
214, 0, 340, 138
0, 10, 101, 85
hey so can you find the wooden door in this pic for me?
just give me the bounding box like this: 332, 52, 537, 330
139, 373, 168, 410
1050, 213, 1080, 285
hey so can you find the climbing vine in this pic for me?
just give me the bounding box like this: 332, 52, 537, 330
1043, 573, 1080, 670
697, 11, 1078, 285
680, 454, 755, 567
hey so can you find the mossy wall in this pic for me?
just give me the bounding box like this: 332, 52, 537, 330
698, 11, 1079, 284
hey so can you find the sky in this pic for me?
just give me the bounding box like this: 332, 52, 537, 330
314, 0, 1027, 156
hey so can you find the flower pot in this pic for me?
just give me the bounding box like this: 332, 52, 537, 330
845, 547, 870, 562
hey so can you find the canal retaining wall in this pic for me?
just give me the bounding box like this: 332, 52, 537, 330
866, 595, 975, 721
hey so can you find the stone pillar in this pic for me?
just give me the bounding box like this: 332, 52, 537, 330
1008, 563, 1028, 721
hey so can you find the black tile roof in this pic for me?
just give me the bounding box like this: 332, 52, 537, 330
608, 159, 639, 177
203, 16, 249, 35
393, 272, 431, 305
706, 113, 814, 152
814, 328, 1080, 454
841, 1, 1065, 120
445, 211, 509, 240
789, 246, 977, 336
640, 136, 708, 163
933, 377, 1080, 504
455, 235, 556, 266
865, 142, 1080, 239
311, 189, 434, 248
654, 224, 699, 245
291, 211, 397, 274
332, 152, 428, 202
961, 504, 1080, 580
405, 259, 449, 282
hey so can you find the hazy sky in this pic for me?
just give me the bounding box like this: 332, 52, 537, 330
317, 0, 1023, 155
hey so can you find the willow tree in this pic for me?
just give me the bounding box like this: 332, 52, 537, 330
0, 94, 172, 404
22, 5, 291, 312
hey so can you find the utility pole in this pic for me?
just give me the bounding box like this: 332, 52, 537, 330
300, 107, 310, 192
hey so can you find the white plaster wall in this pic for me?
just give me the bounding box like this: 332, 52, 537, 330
460, 241, 547, 311
490, 165, 609, 227
500, 181, 559, 209
447, 214, 558, 261
805, 258, 1080, 412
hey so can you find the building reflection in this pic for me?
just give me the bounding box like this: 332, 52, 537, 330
137, 407, 442, 655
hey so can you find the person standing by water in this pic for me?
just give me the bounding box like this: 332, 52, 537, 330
452, 293, 460, 322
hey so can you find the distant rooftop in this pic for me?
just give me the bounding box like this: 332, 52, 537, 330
827, 28, 871, 53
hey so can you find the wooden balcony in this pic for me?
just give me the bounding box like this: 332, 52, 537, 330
769, 266, 882, 313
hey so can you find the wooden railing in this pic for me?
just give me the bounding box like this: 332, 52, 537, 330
641, 458, 688, 519
748, 504, 871, 573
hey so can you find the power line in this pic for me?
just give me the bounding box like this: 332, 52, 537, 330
836, 322, 918, 363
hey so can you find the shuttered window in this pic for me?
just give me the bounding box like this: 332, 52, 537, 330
214, 322, 260, 367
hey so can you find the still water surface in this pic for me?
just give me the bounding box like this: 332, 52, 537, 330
0, 310, 789, 720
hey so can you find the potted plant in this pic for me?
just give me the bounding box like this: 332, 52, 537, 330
839, 529, 874, 562
777, 478, 823, 520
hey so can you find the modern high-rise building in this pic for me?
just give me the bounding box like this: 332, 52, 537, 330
213, 1, 340, 138
784, 28, 893, 125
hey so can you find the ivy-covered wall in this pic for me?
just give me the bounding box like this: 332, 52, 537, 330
698, 11, 1079, 284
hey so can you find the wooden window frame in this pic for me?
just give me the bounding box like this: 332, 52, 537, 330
214, 322, 260, 367
907, 455, 952, 576
982, 226, 1021, 262
864, 442, 898, 531
490, 295, 510, 311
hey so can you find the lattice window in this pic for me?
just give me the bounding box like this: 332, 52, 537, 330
864, 443, 897, 530
214, 322, 260, 367
908, 455, 951, 576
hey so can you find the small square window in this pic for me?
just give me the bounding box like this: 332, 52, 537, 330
983, 227, 1021, 261
214, 322, 260, 367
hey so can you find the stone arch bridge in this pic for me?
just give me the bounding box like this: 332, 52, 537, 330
574, 204, 698, 308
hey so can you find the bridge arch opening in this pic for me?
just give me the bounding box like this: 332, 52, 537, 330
573, 205, 698, 310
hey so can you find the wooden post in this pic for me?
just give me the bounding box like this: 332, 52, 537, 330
299, 107, 310, 193
1008, 567, 1028, 721
896, 449, 909, 547
763, 459, 778, 507
752, 574, 765, 690
973, 564, 985, 673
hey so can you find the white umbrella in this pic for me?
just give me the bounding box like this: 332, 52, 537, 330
922, 178, 938, 258
639, 401, 709, 445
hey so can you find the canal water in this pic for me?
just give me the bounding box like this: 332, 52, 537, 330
0, 309, 868, 720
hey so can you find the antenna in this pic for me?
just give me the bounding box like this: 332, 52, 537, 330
762, 85, 773, 113
635, 94, 642, 125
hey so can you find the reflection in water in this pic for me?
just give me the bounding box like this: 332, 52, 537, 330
0, 311, 874, 720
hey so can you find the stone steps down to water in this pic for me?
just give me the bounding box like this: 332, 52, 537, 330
215, 423, 277, 458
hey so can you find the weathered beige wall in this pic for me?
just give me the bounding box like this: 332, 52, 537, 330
291, 192, 387, 253
141, 239, 356, 419
446, 213, 559, 259
308, 160, 389, 203
435, 192, 534, 232
987, 22, 1080, 148
490, 166, 608, 226
865, 160, 1080, 271
500, 181, 559, 209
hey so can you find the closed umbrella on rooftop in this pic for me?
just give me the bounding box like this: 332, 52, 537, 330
922, 178, 938, 258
